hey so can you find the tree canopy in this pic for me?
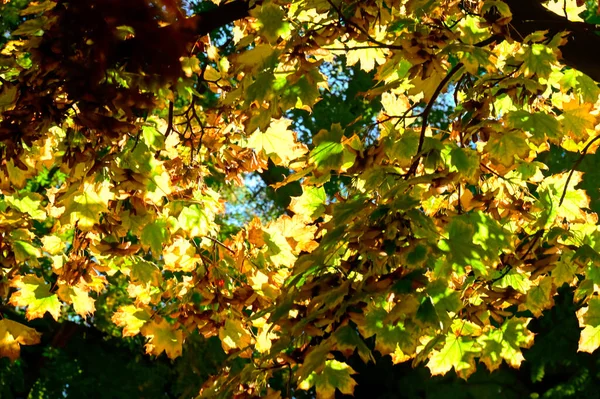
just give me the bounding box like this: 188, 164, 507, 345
2, 0, 600, 397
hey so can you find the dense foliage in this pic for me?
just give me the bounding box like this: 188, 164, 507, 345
2, 0, 600, 397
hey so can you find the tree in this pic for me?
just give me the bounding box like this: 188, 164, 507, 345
1, 0, 600, 397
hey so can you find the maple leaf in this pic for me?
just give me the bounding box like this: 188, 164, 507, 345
112, 305, 151, 337
0, 319, 41, 361
141, 220, 170, 255
10, 275, 61, 321
219, 318, 252, 353
298, 360, 357, 399
333, 325, 374, 364
522, 44, 555, 78
538, 171, 590, 223
289, 186, 326, 221
247, 118, 307, 166
426, 334, 478, 379
163, 237, 199, 272
484, 130, 530, 168
178, 204, 212, 237
559, 98, 596, 140
478, 318, 534, 371
309, 123, 356, 172
141, 318, 183, 359
344, 40, 387, 72
519, 276, 555, 317
351, 303, 417, 363
252, 2, 289, 43
437, 211, 510, 277
5, 192, 46, 221
447, 146, 479, 180
127, 257, 163, 287
57, 283, 95, 317
10, 229, 41, 263
505, 110, 561, 144
61, 181, 114, 231
578, 297, 600, 353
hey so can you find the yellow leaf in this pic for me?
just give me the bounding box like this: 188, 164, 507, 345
219, 318, 252, 352
10, 275, 61, 321
57, 283, 95, 317
246, 118, 307, 166
163, 237, 198, 272
344, 40, 387, 72
62, 181, 114, 231
112, 305, 151, 337
0, 319, 41, 361
427, 334, 478, 379
559, 98, 596, 140
578, 297, 600, 353
41, 235, 64, 255
141, 318, 183, 359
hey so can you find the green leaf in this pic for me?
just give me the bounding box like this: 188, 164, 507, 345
478, 318, 534, 371
505, 110, 561, 144
9, 275, 61, 321
253, 2, 289, 42
576, 73, 600, 103
297, 340, 333, 382
448, 146, 479, 179
385, 129, 420, 167
352, 303, 417, 363
333, 325, 374, 364
129, 258, 162, 286
289, 186, 326, 221
5, 193, 46, 221
299, 359, 357, 399
309, 124, 356, 172
20, 0, 57, 15
178, 204, 211, 237
141, 220, 169, 255
0, 82, 18, 111
520, 276, 554, 317
427, 334, 478, 379
437, 211, 510, 277
485, 130, 530, 167
493, 269, 532, 294
522, 44, 555, 78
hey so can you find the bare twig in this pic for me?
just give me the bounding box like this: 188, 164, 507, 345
559, 135, 600, 206
325, 0, 403, 50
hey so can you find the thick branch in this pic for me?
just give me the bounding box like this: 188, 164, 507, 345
115, 0, 255, 69
175, 0, 254, 38
504, 0, 600, 81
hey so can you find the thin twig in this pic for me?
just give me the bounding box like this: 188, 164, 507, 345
325, 0, 403, 50
559, 135, 600, 206
205, 236, 235, 254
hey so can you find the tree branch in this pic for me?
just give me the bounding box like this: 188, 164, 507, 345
504, 0, 600, 81
176, 0, 255, 38
115, 0, 257, 66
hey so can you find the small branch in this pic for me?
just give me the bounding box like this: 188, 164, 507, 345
404, 62, 464, 178
558, 135, 600, 206
205, 236, 235, 254
165, 101, 174, 138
